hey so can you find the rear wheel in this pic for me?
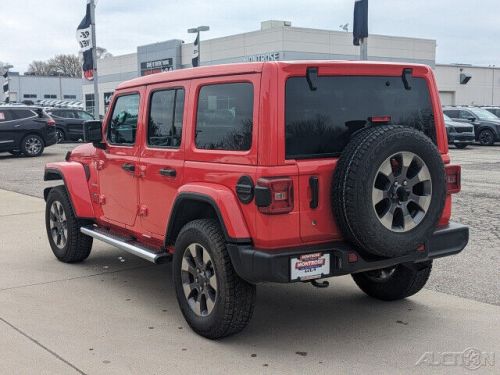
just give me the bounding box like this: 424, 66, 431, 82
173, 219, 256, 339
478, 129, 495, 146
55, 128, 65, 143
21, 134, 44, 157
45, 186, 93, 263
352, 261, 432, 301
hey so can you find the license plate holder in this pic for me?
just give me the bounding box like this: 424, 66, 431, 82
290, 252, 330, 281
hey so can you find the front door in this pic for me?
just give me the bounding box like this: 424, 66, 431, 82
138, 83, 188, 237
0, 110, 16, 151
98, 91, 142, 227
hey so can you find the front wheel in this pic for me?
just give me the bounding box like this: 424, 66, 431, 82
45, 186, 93, 263
352, 261, 432, 301
55, 128, 65, 143
173, 219, 256, 339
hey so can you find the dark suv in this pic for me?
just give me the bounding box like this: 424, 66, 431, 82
0, 106, 57, 156
47, 109, 94, 143
443, 106, 500, 145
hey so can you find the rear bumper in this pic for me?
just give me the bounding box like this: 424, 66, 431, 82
448, 133, 475, 144
227, 222, 469, 284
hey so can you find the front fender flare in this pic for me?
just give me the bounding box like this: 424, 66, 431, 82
44, 162, 94, 219
167, 183, 251, 244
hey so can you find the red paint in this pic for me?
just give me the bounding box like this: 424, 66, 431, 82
46, 61, 455, 252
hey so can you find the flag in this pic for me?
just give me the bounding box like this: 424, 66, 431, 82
192, 33, 200, 67
76, 0, 94, 80
2, 71, 8, 79
353, 0, 368, 46
2, 79, 9, 103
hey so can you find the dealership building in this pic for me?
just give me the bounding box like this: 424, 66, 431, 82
83, 20, 499, 115
0, 72, 82, 103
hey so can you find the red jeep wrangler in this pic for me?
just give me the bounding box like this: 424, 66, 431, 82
44, 61, 468, 339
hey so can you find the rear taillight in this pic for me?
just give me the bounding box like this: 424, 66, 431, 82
369, 115, 391, 123
255, 177, 294, 214
445, 165, 461, 194
47, 118, 56, 127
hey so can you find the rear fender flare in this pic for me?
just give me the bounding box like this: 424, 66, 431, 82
44, 162, 94, 219
166, 183, 251, 245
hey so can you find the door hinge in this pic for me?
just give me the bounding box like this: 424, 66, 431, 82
96, 160, 105, 170
138, 205, 148, 217
92, 193, 106, 205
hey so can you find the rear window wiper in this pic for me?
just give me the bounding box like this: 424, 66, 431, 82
402, 68, 413, 90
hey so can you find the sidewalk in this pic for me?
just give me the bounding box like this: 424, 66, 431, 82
0, 189, 498, 375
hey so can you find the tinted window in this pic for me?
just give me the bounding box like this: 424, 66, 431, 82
195, 83, 253, 151
148, 89, 184, 148
107, 94, 140, 145
285, 76, 436, 159
77, 111, 94, 120
444, 109, 459, 118
459, 110, 475, 120
12, 109, 36, 120
0, 111, 11, 122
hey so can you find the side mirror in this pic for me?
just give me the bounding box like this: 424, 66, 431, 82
83, 120, 105, 148
468, 117, 476, 123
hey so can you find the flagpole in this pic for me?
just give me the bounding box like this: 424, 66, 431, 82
90, 0, 99, 118
360, 38, 368, 60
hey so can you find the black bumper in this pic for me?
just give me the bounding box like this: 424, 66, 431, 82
448, 133, 475, 144
227, 222, 469, 283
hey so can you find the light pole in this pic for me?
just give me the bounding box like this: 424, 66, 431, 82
1, 63, 13, 103
188, 26, 210, 67
490, 65, 496, 105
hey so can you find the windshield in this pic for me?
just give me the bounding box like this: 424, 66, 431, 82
469, 107, 499, 121
443, 114, 452, 121
285, 76, 436, 159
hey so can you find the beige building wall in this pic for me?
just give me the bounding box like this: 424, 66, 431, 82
435, 65, 500, 106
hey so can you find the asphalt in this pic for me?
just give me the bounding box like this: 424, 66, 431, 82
0, 190, 499, 374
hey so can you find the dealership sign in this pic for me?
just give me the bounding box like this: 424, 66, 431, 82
245, 52, 281, 62
140, 58, 174, 76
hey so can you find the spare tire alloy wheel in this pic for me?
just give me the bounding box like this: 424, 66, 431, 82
372, 152, 432, 232
332, 126, 446, 258
181, 243, 218, 317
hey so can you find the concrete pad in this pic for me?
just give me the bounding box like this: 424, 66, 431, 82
0, 189, 499, 374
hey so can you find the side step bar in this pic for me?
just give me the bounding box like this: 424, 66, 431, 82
80, 226, 171, 264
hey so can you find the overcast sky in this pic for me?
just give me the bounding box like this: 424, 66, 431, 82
1, 0, 499, 72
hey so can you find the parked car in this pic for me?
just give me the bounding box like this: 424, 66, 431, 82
43, 62, 468, 339
46, 109, 95, 143
443, 113, 475, 149
443, 106, 500, 145
482, 106, 500, 118
0, 106, 57, 157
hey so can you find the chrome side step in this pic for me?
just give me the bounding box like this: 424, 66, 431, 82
80, 226, 171, 264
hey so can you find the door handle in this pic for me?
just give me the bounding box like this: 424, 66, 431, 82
122, 163, 135, 173
159, 168, 176, 177
309, 176, 319, 209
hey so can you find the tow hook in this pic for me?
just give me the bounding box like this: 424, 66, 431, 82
310, 279, 329, 288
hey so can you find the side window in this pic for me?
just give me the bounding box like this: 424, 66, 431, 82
444, 110, 458, 118
77, 111, 94, 120
12, 110, 35, 120
195, 82, 253, 151
148, 88, 184, 148
0, 111, 9, 122
107, 94, 140, 145
459, 110, 474, 120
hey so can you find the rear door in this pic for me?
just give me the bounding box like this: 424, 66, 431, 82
283, 67, 438, 244
137, 81, 188, 238
97, 90, 143, 227
0, 110, 16, 151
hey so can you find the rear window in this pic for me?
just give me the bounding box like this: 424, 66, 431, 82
285, 76, 436, 159
11, 109, 36, 120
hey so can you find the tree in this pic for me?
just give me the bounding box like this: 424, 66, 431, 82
96, 47, 113, 59
27, 54, 80, 77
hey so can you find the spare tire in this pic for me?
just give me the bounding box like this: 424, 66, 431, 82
332, 126, 446, 258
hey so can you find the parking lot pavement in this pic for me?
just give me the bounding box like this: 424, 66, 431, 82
1, 143, 499, 306
0, 189, 498, 375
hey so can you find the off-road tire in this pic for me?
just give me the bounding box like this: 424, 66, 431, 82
332, 126, 446, 258
173, 219, 256, 339
478, 129, 495, 146
352, 261, 433, 301
45, 185, 93, 262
